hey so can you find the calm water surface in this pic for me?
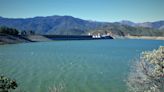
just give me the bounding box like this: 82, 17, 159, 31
0, 39, 164, 92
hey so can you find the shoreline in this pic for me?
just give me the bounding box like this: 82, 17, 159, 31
1, 35, 163, 45
0, 35, 113, 45
125, 36, 164, 40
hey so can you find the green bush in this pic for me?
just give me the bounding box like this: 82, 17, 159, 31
0, 75, 18, 92
0, 26, 19, 35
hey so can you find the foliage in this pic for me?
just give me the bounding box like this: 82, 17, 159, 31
0, 26, 19, 35
21, 30, 35, 35
127, 46, 164, 92
0, 75, 18, 92
88, 23, 164, 36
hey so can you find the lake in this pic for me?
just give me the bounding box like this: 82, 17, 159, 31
0, 39, 163, 92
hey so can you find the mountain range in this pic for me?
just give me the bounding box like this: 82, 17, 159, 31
120, 20, 164, 30
0, 15, 164, 36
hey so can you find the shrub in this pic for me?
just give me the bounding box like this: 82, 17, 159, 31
127, 46, 164, 92
0, 75, 18, 92
0, 26, 19, 35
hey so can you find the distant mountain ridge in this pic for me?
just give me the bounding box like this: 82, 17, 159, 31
119, 20, 137, 27
0, 15, 164, 36
120, 20, 164, 30
0, 15, 106, 35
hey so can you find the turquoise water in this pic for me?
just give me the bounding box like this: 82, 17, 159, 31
0, 39, 163, 92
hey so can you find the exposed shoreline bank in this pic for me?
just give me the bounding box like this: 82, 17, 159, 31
0, 35, 113, 45
1, 35, 163, 45
125, 36, 164, 40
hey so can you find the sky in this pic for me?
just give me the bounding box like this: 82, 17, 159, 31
0, 0, 164, 22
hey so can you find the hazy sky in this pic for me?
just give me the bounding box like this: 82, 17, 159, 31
0, 0, 163, 22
